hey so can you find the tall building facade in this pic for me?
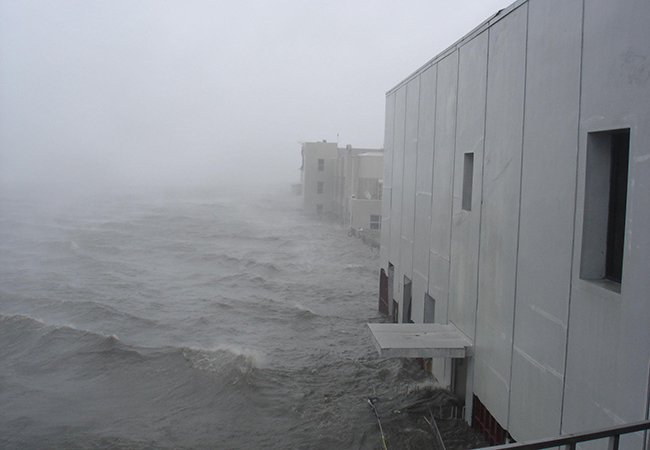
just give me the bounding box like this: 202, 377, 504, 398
334, 147, 383, 230
300, 141, 338, 215
375, 0, 650, 446
301, 141, 383, 232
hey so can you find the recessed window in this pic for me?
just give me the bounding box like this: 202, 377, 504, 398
424, 293, 435, 323
316, 204, 323, 214
580, 129, 630, 285
317, 181, 324, 194
403, 276, 413, 323
318, 159, 325, 171
462, 153, 474, 211
370, 215, 381, 230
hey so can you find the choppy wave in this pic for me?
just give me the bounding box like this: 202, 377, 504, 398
0, 312, 261, 385
0, 185, 480, 450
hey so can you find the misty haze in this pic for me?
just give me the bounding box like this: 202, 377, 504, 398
2, 1, 514, 449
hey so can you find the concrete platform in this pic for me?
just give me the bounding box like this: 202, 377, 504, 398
367, 323, 473, 358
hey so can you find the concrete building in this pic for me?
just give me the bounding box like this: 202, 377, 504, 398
301, 141, 383, 233
348, 151, 383, 231
300, 141, 338, 215
334, 147, 383, 231
372, 0, 650, 447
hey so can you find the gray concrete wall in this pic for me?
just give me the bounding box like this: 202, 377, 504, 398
448, 29, 487, 344
507, 0, 582, 440
397, 77, 420, 320
379, 94, 395, 272
411, 66, 436, 325
333, 150, 382, 228
564, 1, 650, 448
356, 153, 384, 179
350, 199, 382, 230
379, 0, 650, 444
388, 86, 406, 305
302, 141, 338, 214
473, 3, 527, 428
427, 53, 458, 385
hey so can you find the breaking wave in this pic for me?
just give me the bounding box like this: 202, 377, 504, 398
0, 185, 481, 450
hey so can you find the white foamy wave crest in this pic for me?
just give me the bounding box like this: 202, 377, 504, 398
182, 345, 263, 383
291, 302, 316, 317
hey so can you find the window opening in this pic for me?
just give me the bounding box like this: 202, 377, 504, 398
316, 204, 323, 214
462, 153, 474, 211
388, 263, 395, 318
581, 129, 630, 285
370, 215, 381, 230
424, 293, 435, 323
318, 159, 324, 171
403, 276, 413, 323
317, 181, 324, 195
606, 132, 629, 282
379, 269, 389, 315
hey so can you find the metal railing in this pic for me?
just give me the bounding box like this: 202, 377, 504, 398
481, 420, 650, 450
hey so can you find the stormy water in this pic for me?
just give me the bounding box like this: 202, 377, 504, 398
0, 183, 485, 450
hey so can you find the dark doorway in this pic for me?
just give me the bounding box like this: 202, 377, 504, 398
403, 276, 413, 323
379, 269, 389, 315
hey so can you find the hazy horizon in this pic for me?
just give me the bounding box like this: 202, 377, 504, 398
1, 0, 514, 195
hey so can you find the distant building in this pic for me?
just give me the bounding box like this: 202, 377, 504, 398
301, 141, 383, 233
291, 183, 302, 196
300, 141, 338, 215
372, 0, 650, 447
334, 146, 383, 231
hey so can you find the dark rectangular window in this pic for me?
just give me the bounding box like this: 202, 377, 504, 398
379, 269, 389, 316
462, 153, 474, 211
317, 181, 324, 194
318, 159, 325, 171
316, 204, 323, 214
581, 128, 630, 286
605, 131, 629, 282
370, 215, 381, 230
403, 276, 413, 323
424, 293, 435, 323
388, 263, 395, 319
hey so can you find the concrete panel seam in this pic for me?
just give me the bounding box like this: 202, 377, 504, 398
560, 0, 587, 435
410, 77, 422, 308
507, 1, 530, 433
444, 50, 462, 327
472, 19, 491, 389
427, 63, 440, 290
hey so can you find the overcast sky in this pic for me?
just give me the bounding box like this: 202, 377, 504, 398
0, 0, 513, 192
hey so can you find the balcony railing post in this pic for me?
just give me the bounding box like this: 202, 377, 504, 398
607, 435, 620, 450
564, 442, 576, 450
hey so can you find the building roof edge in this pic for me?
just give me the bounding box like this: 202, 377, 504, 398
385, 0, 527, 96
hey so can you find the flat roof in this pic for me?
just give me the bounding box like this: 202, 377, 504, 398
367, 323, 472, 358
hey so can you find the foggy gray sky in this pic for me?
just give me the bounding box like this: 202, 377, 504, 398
0, 0, 513, 191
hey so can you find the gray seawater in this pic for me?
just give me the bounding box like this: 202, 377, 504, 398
0, 184, 482, 450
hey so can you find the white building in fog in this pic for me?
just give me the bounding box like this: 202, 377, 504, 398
372, 0, 650, 446
301, 141, 383, 232
334, 147, 383, 231
301, 141, 339, 215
